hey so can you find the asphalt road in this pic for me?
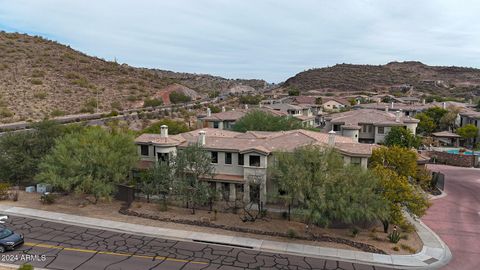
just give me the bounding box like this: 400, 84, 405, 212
423, 165, 480, 270
0, 216, 391, 270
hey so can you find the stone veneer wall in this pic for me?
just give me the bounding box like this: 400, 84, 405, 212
428, 151, 475, 167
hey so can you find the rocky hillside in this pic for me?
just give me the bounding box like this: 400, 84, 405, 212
283, 61, 480, 97
0, 31, 266, 123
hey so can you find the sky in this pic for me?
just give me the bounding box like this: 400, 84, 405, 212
0, 0, 479, 82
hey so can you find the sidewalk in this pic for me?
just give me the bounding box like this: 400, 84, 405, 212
0, 205, 451, 269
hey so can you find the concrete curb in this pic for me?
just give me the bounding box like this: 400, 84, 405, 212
0, 206, 451, 269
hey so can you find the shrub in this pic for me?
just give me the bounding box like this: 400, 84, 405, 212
387, 230, 401, 243
0, 183, 10, 199
33, 92, 47, 99
0, 107, 13, 118
127, 95, 139, 102
286, 228, 297, 238
350, 226, 360, 237
72, 77, 90, 88
400, 234, 409, 240
111, 101, 122, 110
31, 69, 45, 78
106, 110, 119, 117
392, 246, 400, 251
239, 94, 263, 105
51, 109, 65, 117
40, 193, 55, 204
18, 264, 34, 270
400, 243, 416, 254
30, 79, 43, 85
400, 222, 416, 233
169, 92, 191, 104
143, 98, 163, 107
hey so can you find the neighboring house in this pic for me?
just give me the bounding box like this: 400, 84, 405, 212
324, 109, 419, 144
458, 108, 480, 144
135, 126, 376, 204
356, 101, 473, 118
263, 103, 316, 127
198, 105, 316, 129
321, 98, 350, 111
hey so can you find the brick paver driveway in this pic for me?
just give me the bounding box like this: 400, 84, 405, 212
424, 165, 480, 270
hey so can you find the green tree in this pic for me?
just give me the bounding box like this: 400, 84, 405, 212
439, 107, 461, 131
208, 105, 221, 113
169, 92, 191, 104
315, 97, 323, 105
373, 166, 430, 232
424, 107, 448, 128
35, 127, 138, 203
415, 113, 436, 134
369, 146, 418, 178
141, 119, 189, 135
287, 88, 300, 96
383, 127, 420, 148
232, 110, 303, 132
272, 145, 388, 227
173, 144, 216, 214
239, 94, 263, 105
140, 162, 173, 205
457, 124, 478, 143
0, 120, 76, 185
305, 164, 388, 227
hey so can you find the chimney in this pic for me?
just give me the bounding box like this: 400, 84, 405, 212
160, 125, 168, 138
391, 102, 394, 109
385, 106, 389, 112
422, 99, 426, 105
328, 130, 336, 147
469, 98, 473, 104
442, 102, 446, 109
206, 107, 211, 117
221, 106, 226, 112
244, 104, 249, 110
198, 131, 206, 146
395, 111, 401, 122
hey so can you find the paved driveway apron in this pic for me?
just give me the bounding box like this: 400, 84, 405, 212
423, 165, 480, 270
2, 216, 391, 270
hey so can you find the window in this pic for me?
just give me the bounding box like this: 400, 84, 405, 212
351, 157, 362, 166
249, 155, 261, 167
225, 152, 232, 164
140, 145, 149, 156
333, 124, 341, 131
211, 151, 218, 163
378, 126, 384, 134
157, 153, 169, 163
213, 121, 219, 129
238, 154, 244, 165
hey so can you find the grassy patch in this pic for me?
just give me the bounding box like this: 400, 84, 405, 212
33, 92, 47, 99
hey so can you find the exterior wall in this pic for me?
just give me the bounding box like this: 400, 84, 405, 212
341, 129, 359, 142
359, 124, 374, 140
211, 151, 244, 176
342, 155, 368, 169
374, 126, 391, 144
138, 144, 156, 162
405, 123, 418, 135
323, 101, 345, 111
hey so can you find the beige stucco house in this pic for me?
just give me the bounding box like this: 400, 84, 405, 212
135, 126, 376, 205
324, 109, 420, 144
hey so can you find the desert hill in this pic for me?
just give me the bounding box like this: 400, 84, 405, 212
0, 31, 266, 123
283, 61, 480, 97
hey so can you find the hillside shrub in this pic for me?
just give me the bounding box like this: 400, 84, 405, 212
169, 92, 191, 104
30, 79, 43, 85
143, 98, 163, 107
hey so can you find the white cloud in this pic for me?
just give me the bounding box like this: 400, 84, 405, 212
0, 0, 479, 82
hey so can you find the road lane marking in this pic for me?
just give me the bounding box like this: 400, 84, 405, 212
24, 242, 208, 265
